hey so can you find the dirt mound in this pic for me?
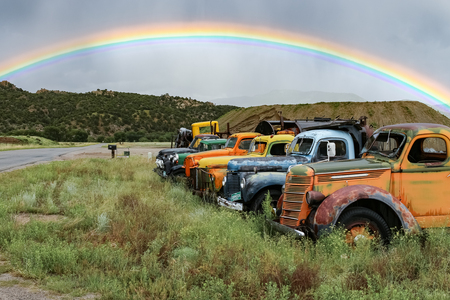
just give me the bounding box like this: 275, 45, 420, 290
218, 100, 450, 132
0, 137, 26, 144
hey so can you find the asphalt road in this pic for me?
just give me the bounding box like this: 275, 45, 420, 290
0, 144, 104, 172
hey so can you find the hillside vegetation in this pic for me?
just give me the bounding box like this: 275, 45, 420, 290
0, 81, 236, 142
218, 101, 450, 133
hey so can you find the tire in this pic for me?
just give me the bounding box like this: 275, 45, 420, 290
337, 207, 391, 243
251, 189, 281, 213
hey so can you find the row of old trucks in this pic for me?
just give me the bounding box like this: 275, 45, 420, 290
155, 117, 450, 242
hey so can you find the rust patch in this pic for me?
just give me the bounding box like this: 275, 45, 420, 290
314, 184, 420, 232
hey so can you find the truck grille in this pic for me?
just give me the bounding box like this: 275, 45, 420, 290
192, 168, 215, 192
280, 174, 313, 227
224, 172, 240, 198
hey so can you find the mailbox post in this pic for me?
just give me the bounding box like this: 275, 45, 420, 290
108, 144, 117, 158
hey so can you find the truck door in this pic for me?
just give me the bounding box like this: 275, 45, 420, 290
399, 135, 450, 227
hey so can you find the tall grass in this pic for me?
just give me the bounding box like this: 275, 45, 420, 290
0, 157, 450, 299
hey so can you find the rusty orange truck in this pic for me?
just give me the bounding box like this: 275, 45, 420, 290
271, 123, 450, 243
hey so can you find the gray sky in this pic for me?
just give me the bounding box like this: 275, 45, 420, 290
1, 0, 450, 109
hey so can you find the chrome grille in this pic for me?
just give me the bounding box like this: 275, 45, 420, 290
280, 174, 313, 228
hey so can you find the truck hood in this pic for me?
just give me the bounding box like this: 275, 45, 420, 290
198, 155, 244, 168
305, 158, 391, 175
228, 156, 309, 172
157, 148, 197, 158
189, 148, 236, 163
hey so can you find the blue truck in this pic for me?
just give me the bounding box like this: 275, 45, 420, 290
218, 117, 370, 212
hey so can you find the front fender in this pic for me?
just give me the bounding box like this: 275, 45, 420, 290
313, 185, 421, 235
169, 165, 185, 176
242, 172, 287, 203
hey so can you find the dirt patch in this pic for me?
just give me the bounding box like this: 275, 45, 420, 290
13, 213, 66, 226
0, 137, 25, 144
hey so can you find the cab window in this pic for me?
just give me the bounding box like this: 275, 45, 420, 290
225, 137, 237, 148
238, 139, 253, 150
189, 137, 201, 149
248, 141, 267, 154
269, 143, 289, 156
210, 144, 224, 150
407, 137, 447, 163
315, 140, 348, 162
288, 138, 314, 155
198, 143, 207, 152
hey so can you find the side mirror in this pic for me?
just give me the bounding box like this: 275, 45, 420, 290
327, 142, 336, 161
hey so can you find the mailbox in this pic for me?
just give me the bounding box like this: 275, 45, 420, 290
108, 144, 117, 151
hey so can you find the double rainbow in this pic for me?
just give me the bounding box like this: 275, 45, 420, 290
0, 23, 448, 112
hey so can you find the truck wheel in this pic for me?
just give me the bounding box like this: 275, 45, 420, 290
251, 189, 281, 213
338, 207, 391, 244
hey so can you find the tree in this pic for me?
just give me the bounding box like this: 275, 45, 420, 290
43, 126, 62, 141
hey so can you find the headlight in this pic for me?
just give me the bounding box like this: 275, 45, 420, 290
156, 159, 163, 168
305, 191, 326, 207
170, 153, 179, 163
222, 176, 227, 187
240, 177, 246, 189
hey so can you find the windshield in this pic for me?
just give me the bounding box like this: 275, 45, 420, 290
224, 137, 238, 148
248, 140, 267, 155
362, 130, 406, 159
189, 137, 201, 149
287, 138, 314, 155
198, 142, 208, 152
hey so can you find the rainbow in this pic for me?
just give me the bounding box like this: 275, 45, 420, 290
0, 23, 449, 112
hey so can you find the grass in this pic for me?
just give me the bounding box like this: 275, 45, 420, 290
0, 136, 96, 151
1, 157, 450, 299
101, 142, 171, 149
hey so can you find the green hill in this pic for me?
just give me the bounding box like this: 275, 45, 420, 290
218, 101, 450, 133
0, 81, 236, 142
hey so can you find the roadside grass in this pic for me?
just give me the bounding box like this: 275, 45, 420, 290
101, 142, 171, 149
0, 136, 96, 151
0, 157, 450, 299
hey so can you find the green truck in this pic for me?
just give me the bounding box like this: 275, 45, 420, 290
155, 137, 227, 178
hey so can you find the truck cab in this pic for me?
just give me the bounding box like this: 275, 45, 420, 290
219, 129, 359, 212
274, 123, 450, 242
191, 134, 294, 197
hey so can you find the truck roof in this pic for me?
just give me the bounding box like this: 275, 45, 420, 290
201, 139, 227, 145
252, 134, 295, 143
380, 123, 450, 132
295, 129, 353, 140
195, 134, 220, 138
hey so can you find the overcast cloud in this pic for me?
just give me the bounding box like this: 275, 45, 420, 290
1, 0, 450, 108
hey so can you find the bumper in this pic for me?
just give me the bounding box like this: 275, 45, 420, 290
153, 167, 167, 178
217, 196, 243, 211
265, 219, 305, 237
